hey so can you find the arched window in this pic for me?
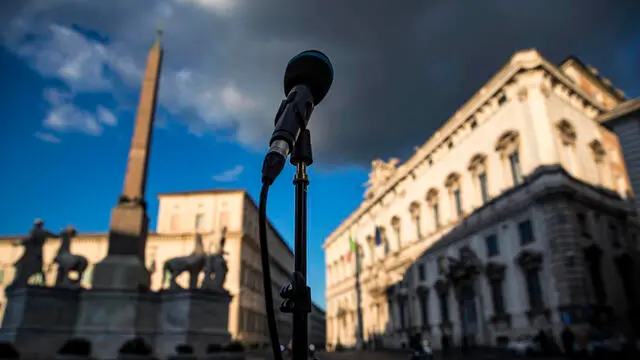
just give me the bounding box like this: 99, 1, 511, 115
376, 226, 390, 255
557, 120, 578, 175
391, 216, 402, 250
589, 140, 607, 186
495, 130, 523, 186
409, 202, 422, 240
445, 173, 463, 218
468, 153, 489, 205
426, 188, 440, 230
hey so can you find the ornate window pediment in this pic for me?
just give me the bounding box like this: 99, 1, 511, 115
495, 130, 520, 155
468, 153, 487, 173
556, 119, 577, 145
434, 278, 449, 294
515, 249, 543, 270
485, 261, 506, 281
426, 188, 439, 205
589, 140, 606, 163
444, 172, 461, 190
409, 202, 421, 219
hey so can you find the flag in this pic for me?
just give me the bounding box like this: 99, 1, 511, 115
346, 234, 358, 263
374, 226, 382, 246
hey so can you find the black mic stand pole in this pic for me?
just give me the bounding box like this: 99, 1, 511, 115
285, 128, 313, 360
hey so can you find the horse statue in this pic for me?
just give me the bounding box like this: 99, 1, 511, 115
201, 227, 229, 291
9, 219, 59, 289
162, 233, 206, 290
53, 226, 89, 288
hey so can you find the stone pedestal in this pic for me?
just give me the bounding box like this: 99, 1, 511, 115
0, 286, 81, 357
92, 204, 151, 291
155, 290, 232, 359
74, 289, 158, 360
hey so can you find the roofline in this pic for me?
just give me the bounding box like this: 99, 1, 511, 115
3, 189, 295, 258
559, 56, 627, 102
599, 98, 640, 125
322, 49, 612, 249
157, 189, 245, 197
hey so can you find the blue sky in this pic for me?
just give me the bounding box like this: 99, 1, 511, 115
0, 41, 369, 310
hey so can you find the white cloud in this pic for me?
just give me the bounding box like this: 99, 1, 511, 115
212, 164, 244, 182
43, 104, 103, 136
175, 0, 236, 13
34, 132, 61, 143
97, 106, 117, 126
12, 23, 111, 91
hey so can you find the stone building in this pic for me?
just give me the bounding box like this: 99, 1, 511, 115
323, 49, 640, 350
0, 189, 326, 348
309, 303, 327, 350
600, 99, 640, 213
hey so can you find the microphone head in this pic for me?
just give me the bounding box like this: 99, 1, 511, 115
284, 50, 334, 105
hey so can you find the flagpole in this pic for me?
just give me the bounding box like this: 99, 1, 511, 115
353, 234, 364, 350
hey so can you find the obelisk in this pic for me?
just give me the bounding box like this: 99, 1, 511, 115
92, 30, 163, 290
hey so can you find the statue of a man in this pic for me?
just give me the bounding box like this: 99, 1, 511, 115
201, 227, 229, 291
9, 219, 59, 289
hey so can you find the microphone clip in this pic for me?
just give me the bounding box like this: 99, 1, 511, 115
279, 271, 311, 315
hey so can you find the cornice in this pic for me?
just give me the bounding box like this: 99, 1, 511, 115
323, 50, 612, 249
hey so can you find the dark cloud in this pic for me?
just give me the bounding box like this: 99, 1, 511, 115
3, 0, 640, 167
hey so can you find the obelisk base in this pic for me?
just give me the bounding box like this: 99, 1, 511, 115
92, 204, 151, 290
92, 256, 150, 290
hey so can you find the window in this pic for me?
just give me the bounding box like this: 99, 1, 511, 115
428, 157, 433, 165
219, 211, 229, 229
420, 296, 429, 327
454, 189, 463, 216
485, 234, 499, 257
525, 270, 543, 310
478, 171, 489, 204
439, 293, 449, 322
470, 118, 477, 129
433, 203, 440, 229
170, 214, 180, 232
490, 280, 505, 314
518, 220, 534, 246
609, 224, 620, 248
195, 213, 204, 230
447, 140, 453, 149
509, 151, 523, 185
437, 256, 446, 274
498, 93, 507, 105
417, 264, 426, 282
577, 213, 590, 238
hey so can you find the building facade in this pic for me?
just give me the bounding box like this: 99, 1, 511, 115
0, 189, 325, 348
323, 50, 640, 350
601, 99, 640, 214
309, 303, 327, 350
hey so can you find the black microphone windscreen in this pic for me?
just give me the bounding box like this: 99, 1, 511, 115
284, 50, 333, 105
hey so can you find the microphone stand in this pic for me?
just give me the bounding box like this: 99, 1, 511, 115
281, 129, 313, 360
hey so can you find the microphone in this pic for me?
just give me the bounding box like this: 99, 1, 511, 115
261, 50, 334, 185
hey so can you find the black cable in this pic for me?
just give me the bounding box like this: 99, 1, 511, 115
259, 183, 283, 360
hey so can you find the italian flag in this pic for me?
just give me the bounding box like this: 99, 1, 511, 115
346, 234, 358, 263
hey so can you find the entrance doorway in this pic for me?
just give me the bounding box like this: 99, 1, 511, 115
459, 284, 478, 346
